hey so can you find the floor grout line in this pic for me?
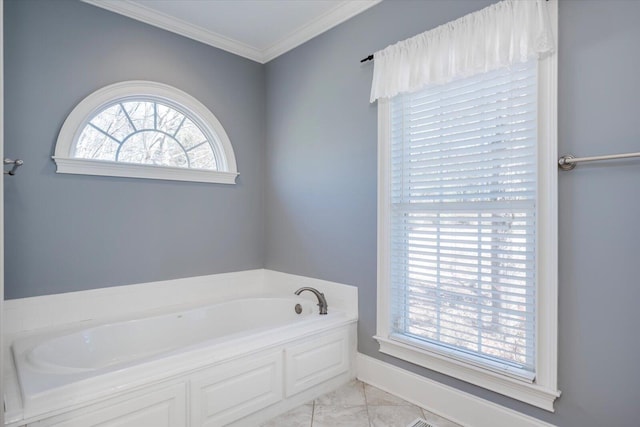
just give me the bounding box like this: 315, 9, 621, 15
362, 381, 372, 427
362, 382, 373, 427
310, 399, 315, 427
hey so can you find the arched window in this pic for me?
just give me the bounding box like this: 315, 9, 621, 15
54, 81, 238, 184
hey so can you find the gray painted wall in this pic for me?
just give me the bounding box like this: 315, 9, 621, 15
5, 0, 640, 425
4, 0, 265, 299
265, 1, 640, 426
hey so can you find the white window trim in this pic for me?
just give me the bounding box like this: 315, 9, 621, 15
375, 1, 559, 412
53, 80, 238, 184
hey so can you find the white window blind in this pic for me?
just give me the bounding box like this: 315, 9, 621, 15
389, 60, 537, 379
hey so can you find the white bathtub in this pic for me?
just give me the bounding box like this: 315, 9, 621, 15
11, 296, 357, 424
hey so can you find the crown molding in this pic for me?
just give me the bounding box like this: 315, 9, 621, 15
81, 0, 382, 64
262, 0, 382, 63
81, 0, 264, 62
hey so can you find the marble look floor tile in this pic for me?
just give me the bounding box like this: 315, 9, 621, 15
312, 405, 370, 427
421, 408, 463, 427
314, 380, 366, 406
260, 404, 313, 427
368, 405, 424, 427
364, 384, 413, 406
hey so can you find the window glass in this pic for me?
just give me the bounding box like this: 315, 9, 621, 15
75, 100, 217, 170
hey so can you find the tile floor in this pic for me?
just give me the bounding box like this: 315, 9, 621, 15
260, 380, 462, 427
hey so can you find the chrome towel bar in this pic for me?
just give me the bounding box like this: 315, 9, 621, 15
558, 151, 640, 171
4, 158, 24, 176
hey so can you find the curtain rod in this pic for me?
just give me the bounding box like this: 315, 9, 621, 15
558, 152, 640, 171
360, 0, 550, 63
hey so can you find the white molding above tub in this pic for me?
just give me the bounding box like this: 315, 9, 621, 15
356, 353, 557, 427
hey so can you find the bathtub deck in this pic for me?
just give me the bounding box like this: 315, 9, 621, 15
260, 380, 461, 427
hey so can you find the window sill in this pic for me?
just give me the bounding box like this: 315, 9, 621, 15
374, 335, 560, 412
52, 157, 238, 184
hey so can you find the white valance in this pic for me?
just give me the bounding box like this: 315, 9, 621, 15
369, 0, 554, 102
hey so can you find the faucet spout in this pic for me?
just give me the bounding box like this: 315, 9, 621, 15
294, 287, 328, 315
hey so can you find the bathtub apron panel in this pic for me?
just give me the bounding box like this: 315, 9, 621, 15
191, 350, 283, 426
26, 383, 186, 427
8, 297, 357, 427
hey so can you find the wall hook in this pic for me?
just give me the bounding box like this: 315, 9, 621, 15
4, 158, 24, 175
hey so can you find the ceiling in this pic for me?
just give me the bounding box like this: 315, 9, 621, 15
82, 0, 382, 63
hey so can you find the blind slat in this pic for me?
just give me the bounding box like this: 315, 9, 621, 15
390, 288, 535, 314
395, 97, 537, 136
400, 63, 536, 105
400, 318, 534, 348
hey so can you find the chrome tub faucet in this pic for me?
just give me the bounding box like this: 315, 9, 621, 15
294, 287, 328, 315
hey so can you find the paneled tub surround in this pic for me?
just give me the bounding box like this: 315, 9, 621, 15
2, 269, 358, 426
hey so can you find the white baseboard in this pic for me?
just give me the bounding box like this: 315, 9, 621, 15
356, 353, 556, 427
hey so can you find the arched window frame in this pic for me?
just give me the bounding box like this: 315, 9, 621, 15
53, 81, 238, 184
